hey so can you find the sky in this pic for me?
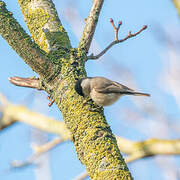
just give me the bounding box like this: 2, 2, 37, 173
0, 0, 180, 180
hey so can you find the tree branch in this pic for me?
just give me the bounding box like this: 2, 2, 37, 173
1, 95, 179, 171
8, 77, 43, 90
0, 2, 56, 80
0, 94, 14, 130
78, 0, 104, 52
11, 137, 64, 169
87, 19, 147, 60
74, 137, 180, 180
17, 0, 71, 53
116, 137, 180, 157
0, 1, 143, 179
8, 76, 55, 106
0, 93, 71, 139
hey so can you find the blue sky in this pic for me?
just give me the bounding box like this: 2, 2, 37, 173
0, 0, 180, 180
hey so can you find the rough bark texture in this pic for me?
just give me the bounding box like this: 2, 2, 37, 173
0, 1, 132, 179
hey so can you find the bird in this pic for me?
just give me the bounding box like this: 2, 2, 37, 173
74, 77, 150, 107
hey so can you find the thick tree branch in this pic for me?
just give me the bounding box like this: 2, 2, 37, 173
17, 0, 71, 53
1, 1, 133, 179
78, 0, 104, 52
73, 137, 180, 180
87, 19, 147, 60
0, 2, 56, 80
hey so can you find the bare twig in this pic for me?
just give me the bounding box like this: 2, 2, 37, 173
9, 76, 55, 107
110, 18, 122, 41
8, 76, 43, 90
11, 137, 64, 169
87, 18, 147, 60
78, 0, 104, 52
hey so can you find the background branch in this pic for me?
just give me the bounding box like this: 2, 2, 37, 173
11, 137, 64, 169
0, 93, 71, 140
1, 93, 179, 173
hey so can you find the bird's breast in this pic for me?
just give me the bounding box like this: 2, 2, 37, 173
90, 89, 121, 106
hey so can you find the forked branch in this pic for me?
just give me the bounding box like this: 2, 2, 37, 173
87, 18, 147, 60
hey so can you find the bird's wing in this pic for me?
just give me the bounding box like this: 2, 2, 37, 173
95, 81, 134, 94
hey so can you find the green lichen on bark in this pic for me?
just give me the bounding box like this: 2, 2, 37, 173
1, 0, 133, 179
17, 0, 71, 53
45, 48, 132, 179
0, 1, 54, 79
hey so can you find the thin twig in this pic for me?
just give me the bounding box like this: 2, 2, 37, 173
110, 18, 122, 41
8, 76, 43, 90
11, 137, 64, 169
9, 76, 55, 107
87, 18, 147, 60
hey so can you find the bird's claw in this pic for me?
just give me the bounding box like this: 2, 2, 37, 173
88, 106, 103, 113
83, 99, 103, 113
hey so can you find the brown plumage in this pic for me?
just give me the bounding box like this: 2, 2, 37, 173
75, 77, 150, 106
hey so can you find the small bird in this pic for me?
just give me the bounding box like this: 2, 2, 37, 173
75, 77, 150, 107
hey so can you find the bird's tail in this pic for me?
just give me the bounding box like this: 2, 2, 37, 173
124, 91, 150, 97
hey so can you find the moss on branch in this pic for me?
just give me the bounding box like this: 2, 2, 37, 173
1, 0, 133, 179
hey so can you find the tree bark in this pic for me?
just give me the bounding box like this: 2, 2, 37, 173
0, 1, 132, 179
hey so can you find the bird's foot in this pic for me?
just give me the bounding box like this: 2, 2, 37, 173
83, 99, 103, 113
88, 106, 103, 113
